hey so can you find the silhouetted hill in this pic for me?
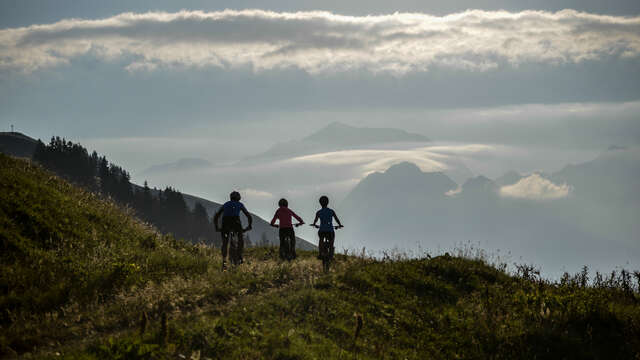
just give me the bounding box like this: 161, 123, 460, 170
494, 170, 524, 186
343, 162, 457, 209
0, 131, 37, 158
340, 162, 458, 250
552, 146, 640, 206
461, 175, 495, 194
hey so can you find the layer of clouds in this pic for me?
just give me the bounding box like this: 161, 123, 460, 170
2, 9, 639, 74
126, 142, 491, 241
285, 145, 478, 183
499, 173, 571, 200
238, 188, 275, 200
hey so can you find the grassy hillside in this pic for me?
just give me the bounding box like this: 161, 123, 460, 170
1, 154, 639, 359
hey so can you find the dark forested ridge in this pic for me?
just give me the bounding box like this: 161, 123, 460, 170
0, 132, 314, 249
31, 136, 219, 245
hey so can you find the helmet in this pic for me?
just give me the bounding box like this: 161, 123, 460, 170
319, 195, 329, 207
278, 198, 288, 207
230, 191, 241, 201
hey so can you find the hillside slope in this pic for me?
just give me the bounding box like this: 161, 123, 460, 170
0, 132, 37, 158
0, 131, 314, 250
1, 154, 639, 359
0, 154, 212, 355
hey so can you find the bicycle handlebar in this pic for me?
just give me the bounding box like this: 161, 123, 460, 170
271, 223, 305, 228
309, 224, 344, 230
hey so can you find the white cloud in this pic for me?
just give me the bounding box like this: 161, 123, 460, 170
445, 186, 463, 197
238, 188, 274, 199
1, 9, 639, 74
499, 173, 571, 200
288, 148, 448, 173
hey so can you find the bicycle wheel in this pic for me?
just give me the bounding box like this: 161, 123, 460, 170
229, 231, 241, 266
282, 236, 289, 261
286, 235, 296, 261
320, 239, 331, 273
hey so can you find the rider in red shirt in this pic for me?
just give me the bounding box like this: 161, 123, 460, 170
270, 198, 304, 260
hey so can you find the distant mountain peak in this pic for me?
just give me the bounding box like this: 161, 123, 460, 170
241, 123, 430, 164
385, 161, 423, 175
324, 121, 350, 129
463, 175, 492, 188
304, 122, 429, 145
461, 175, 497, 196
495, 170, 523, 186
607, 145, 628, 152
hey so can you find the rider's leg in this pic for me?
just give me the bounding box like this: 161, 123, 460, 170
291, 229, 297, 259
221, 231, 229, 263
278, 228, 286, 260
328, 232, 336, 259
237, 225, 245, 263
317, 231, 326, 259
284, 227, 295, 260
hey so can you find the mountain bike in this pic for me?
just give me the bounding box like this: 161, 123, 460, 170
272, 223, 303, 261
219, 226, 251, 270
311, 224, 343, 273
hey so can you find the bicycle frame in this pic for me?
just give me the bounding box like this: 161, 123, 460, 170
227, 230, 243, 266
312, 224, 342, 273
281, 234, 295, 261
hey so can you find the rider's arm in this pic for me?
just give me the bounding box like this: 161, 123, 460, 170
213, 207, 224, 230
312, 213, 319, 226
291, 210, 304, 224
270, 209, 279, 227
241, 206, 253, 228
333, 212, 343, 227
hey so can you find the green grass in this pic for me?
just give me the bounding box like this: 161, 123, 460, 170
1, 153, 639, 359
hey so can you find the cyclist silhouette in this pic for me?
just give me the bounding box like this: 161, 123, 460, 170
311, 195, 343, 263
213, 191, 252, 268
270, 198, 304, 260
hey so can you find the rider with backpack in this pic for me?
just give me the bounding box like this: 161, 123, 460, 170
270, 198, 304, 260
213, 191, 253, 268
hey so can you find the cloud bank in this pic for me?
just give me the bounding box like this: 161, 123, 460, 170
2, 9, 639, 74
499, 173, 571, 200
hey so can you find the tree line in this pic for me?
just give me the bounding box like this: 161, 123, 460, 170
33, 137, 221, 246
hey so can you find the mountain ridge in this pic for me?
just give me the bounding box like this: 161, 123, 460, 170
241, 122, 430, 163
338, 148, 640, 276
